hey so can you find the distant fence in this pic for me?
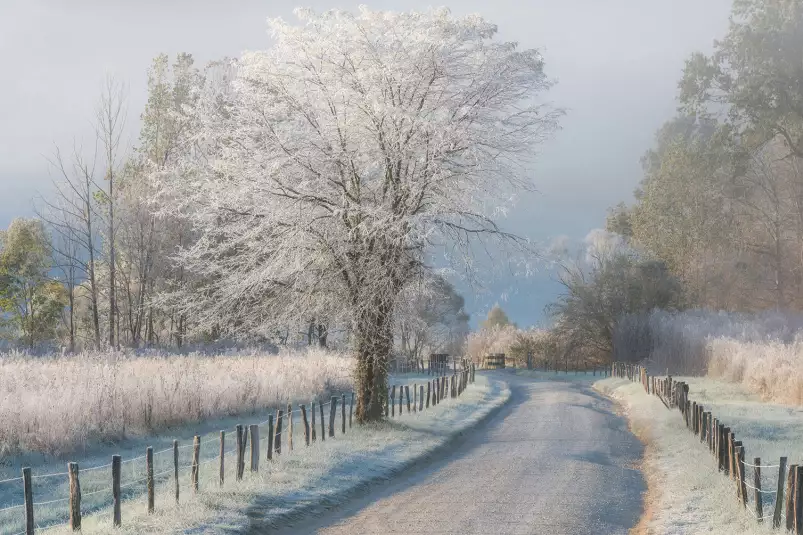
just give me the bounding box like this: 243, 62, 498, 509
0, 365, 476, 534
481, 353, 610, 376
483, 354, 506, 369
612, 362, 801, 533
389, 355, 467, 376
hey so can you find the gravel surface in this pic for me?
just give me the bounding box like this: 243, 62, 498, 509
266, 372, 646, 535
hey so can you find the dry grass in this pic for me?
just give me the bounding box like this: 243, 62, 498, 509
0, 348, 352, 457
0, 375, 508, 535
707, 339, 803, 405
613, 309, 803, 404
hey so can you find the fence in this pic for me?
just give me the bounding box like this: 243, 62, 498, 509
389, 356, 468, 376
480, 353, 611, 377
0, 364, 476, 534
612, 362, 802, 533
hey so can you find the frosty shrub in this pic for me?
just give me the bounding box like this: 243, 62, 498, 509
466, 326, 559, 367
466, 325, 520, 365
0, 347, 352, 456
707, 338, 803, 404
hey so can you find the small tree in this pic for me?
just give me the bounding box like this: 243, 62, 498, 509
481, 304, 515, 330
0, 219, 67, 349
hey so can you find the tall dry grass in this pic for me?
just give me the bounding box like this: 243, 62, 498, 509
707, 338, 803, 404
0, 348, 352, 457
613, 308, 803, 404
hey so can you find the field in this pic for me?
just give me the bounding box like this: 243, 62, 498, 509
0, 348, 353, 457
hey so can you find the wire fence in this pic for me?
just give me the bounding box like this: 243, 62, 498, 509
613, 362, 800, 532
1, 364, 477, 534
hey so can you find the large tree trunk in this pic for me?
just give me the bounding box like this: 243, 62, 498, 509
317, 323, 327, 348
354, 301, 393, 423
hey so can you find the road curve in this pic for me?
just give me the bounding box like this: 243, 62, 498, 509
265, 372, 645, 535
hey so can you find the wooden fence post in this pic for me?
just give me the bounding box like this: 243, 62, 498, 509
301, 405, 310, 446
112, 456, 121, 526
391, 385, 396, 417
774, 457, 787, 528
275, 410, 283, 454
350, 392, 354, 428
685, 400, 691, 428
319, 401, 326, 441
736, 444, 746, 505
341, 393, 346, 434
146, 446, 154, 514
796, 465, 803, 534
267, 415, 274, 461
240, 426, 248, 477
711, 417, 717, 454
786, 464, 797, 531
419, 385, 424, 411
191, 435, 201, 492
753, 457, 763, 521
287, 403, 293, 453
329, 396, 337, 437
728, 432, 735, 478
219, 431, 225, 486
426, 382, 431, 409
413, 384, 417, 413
22, 467, 33, 535
68, 462, 81, 531
236, 425, 244, 480
405, 385, 411, 413
250, 424, 259, 472
311, 401, 317, 442
173, 440, 179, 504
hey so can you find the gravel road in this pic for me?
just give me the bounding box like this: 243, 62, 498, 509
266, 372, 645, 535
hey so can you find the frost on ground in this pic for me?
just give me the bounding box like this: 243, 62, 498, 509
594, 377, 786, 535
7, 375, 508, 534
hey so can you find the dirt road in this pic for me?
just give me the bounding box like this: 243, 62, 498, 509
265, 372, 645, 535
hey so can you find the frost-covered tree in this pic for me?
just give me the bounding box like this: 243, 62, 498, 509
154, 7, 561, 422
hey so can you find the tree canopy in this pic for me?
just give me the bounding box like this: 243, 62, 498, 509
0, 219, 66, 349
153, 7, 561, 421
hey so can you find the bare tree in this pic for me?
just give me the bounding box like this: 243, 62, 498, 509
95, 75, 127, 349
37, 145, 104, 349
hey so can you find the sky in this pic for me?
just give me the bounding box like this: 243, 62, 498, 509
0, 0, 734, 327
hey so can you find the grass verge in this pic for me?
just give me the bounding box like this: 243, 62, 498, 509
594, 377, 781, 535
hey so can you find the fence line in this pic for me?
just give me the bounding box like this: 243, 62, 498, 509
5, 364, 477, 534
479, 352, 610, 376
612, 362, 799, 532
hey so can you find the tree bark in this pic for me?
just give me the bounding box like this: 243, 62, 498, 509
354, 300, 393, 423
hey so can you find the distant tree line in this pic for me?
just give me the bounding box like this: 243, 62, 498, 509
548, 0, 802, 363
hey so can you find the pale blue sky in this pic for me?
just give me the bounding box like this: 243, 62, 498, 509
0, 0, 733, 326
